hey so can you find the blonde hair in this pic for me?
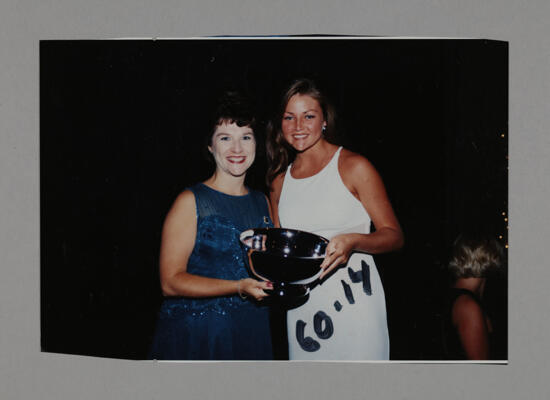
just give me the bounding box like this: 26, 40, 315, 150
448, 235, 504, 280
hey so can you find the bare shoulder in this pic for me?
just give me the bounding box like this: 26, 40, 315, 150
160, 189, 198, 247
453, 293, 481, 310
339, 148, 379, 181
167, 189, 197, 218
452, 294, 484, 324
173, 189, 196, 207
270, 172, 286, 196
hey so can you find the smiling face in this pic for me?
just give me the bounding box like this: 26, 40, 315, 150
281, 94, 327, 152
208, 121, 256, 178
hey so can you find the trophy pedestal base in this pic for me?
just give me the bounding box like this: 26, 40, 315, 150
264, 282, 310, 309
266, 281, 308, 297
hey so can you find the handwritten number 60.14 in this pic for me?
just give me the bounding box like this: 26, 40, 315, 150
295, 261, 372, 352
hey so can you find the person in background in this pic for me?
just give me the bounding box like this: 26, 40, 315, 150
149, 91, 274, 360
442, 234, 505, 360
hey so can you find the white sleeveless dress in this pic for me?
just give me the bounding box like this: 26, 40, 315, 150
278, 147, 390, 360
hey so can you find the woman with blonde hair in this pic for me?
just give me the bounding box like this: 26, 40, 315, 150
442, 234, 504, 360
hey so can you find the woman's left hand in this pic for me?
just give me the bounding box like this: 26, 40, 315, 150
319, 234, 358, 279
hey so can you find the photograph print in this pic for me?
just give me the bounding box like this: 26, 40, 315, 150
40, 37, 508, 361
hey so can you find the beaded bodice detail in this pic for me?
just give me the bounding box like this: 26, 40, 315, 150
159, 183, 273, 318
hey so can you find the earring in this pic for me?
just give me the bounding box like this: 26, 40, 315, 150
322, 125, 326, 133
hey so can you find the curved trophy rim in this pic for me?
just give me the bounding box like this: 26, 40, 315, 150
240, 227, 328, 285
239, 227, 329, 260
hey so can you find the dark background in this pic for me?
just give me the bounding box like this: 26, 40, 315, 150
40, 39, 507, 360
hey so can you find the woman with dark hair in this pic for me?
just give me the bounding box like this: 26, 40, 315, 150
149, 91, 274, 360
267, 78, 404, 360
442, 234, 504, 360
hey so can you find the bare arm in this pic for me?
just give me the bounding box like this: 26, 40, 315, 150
320, 151, 404, 278
264, 194, 275, 226
452, 295, 490, 360
268, 173, 285, 228
159, 190, 271, 299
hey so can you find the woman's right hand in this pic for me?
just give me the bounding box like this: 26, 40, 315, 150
238, 278, 273, 301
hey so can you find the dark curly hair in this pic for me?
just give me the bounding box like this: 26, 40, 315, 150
202, 90, 259, 162
201, 90, 267, 191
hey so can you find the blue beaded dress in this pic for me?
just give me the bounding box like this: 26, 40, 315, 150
149, 183, 274, 360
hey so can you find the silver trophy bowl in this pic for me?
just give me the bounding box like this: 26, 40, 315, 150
239, 228, 329, 300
